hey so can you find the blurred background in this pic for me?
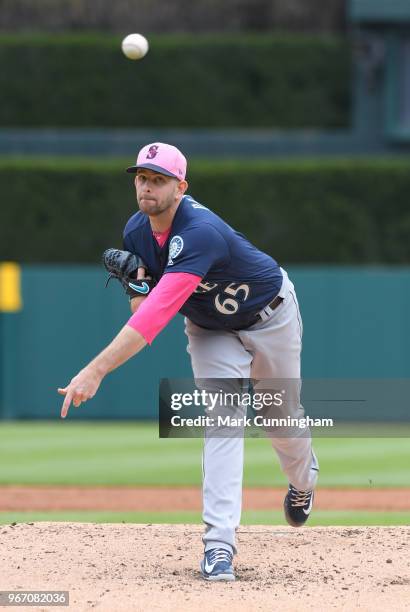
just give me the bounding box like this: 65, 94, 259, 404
0, 0, 408, 526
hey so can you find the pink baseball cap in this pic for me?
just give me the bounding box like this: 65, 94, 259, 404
126, 142, 187, 180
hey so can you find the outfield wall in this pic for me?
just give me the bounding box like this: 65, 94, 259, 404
0, 266, 409, 420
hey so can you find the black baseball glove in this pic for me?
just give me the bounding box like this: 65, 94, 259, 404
102, 248, 156, 298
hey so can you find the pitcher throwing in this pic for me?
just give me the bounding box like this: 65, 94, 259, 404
58, 142, 319, 581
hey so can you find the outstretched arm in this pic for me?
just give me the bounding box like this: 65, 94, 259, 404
58, 271, 201, 419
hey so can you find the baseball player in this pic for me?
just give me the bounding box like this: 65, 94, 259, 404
58, 142, 319, 582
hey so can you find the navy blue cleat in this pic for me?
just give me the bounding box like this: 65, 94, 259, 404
284, 484, 314, 527
201, 548, 235, 581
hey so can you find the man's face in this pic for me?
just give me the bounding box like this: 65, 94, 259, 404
135, 169, 184, 216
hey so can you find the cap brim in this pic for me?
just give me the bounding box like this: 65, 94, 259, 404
126, 163, 179, 179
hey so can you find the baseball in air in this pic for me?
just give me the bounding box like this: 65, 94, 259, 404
121, 34, 149, 60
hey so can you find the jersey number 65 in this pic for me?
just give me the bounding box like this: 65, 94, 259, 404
214, 283, 250, 315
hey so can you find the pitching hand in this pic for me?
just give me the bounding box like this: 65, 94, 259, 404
58, 365, 103, 419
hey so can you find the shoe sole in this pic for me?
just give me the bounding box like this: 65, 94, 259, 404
202, 573, 236, 581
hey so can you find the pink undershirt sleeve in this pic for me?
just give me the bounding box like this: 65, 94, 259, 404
127, 272, 202, 345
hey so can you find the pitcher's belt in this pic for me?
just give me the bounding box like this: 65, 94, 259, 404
234, 294, 284, 330
259, 294, 283, 316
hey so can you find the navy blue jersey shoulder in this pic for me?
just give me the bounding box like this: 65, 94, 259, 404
123, 195, 283, 330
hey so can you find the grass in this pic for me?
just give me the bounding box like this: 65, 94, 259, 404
0, 510, 409, 526
0, 422, 408, 488
0, 422, 408, 526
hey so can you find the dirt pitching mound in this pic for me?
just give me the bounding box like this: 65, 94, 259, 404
1, 523, 409, 611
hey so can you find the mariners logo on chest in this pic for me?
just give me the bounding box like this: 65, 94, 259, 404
167, 235, 184, 266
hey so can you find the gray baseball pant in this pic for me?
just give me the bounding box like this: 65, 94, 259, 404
185, 268, 319, 554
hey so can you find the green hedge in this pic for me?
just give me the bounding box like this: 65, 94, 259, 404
0, 34, 350, 128
1, 157, 410, 264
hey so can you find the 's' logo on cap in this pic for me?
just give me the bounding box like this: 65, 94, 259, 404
146, 145, 159, 159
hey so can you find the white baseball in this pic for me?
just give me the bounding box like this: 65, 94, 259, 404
121, 34, 149, 60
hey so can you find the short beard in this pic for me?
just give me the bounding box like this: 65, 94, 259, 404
137, 192, 174, 216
